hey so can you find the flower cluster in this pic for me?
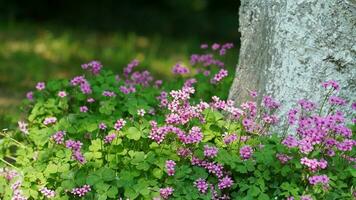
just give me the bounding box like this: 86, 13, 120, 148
43, 117, 57, 125
300, 157, 327, 172
204, 145, 218, 158
276, 153, 292, 164
159, 187, 174, 199
114, 119, 126, 131
223, 133, 238, 144
52, 131, 65, 144
172, 63, 190, 75
239, 145, 253, 160
102, 90, 116, 97
81, 60, 103, 75
218, 176, 234, 190
194, 178, 209, 193
211, 69, 228, 84
11, 181, 27, 200
71, 185, 91, 197
39, 187, 56, 198
165, 160, 176, 176
308, 174, 329, 186
104, 133, 116, 144
65, 140, 85, 164
70, 75, 92, 94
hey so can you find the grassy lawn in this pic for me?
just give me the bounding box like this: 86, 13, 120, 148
0, 22, 237, 128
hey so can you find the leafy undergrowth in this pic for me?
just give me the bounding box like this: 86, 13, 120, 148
0, 43, 355, 200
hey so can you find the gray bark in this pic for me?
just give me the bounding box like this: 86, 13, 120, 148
229, 0, 356, 121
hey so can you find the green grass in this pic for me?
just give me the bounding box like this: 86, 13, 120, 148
0, 22, 237, 128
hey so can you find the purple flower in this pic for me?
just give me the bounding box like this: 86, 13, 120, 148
160, 187, 174, 199
328, 96, 347, 106
194, 178, 209, 193
172, 63, 190, 75
114, 119, 126, 131
211, 43, 220, 50
87, 98, 95, 103
52, 131, 65, 144
43, 117, 57, 125
80, 106, 88, 113
26, 91, 34, 101
98, 122, 107, 130
165, 160, 176, 176
204, 145, 218, 158
308, 174, 329, 186
81, 60, 102, 75
104, 133, 116, 144
276, 153, 292, 164
240, 145, 253, 160
211, 69, 228, 84
322, 80, 339, 91
218, 176, 233, 189
223, 134, 238, 144
282, 135, 298, 148
36, 82, 45, 91
300, 195, 313, 200
71, 185, 91, 197
39, 187, 56, 198
102, 90, 116, 97
200, 44, 208, 49
263, 96, 280, 109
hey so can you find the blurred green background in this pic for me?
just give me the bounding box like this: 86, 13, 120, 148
0, 0, 240, 128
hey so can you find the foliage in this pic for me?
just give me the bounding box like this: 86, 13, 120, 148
0, 44, 355, 200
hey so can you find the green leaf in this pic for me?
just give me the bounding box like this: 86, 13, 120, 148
126, 127, 141, 140
107, 187, 118, 198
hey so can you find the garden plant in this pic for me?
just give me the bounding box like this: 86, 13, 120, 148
0, 43, 355, 200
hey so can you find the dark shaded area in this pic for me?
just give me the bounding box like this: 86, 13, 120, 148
0, 0, 239, 40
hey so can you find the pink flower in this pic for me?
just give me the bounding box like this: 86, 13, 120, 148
98, 122, 107, 130
165, 160, 176, 176
81, 60, 102, 75
160, 187, 174, 199
308, 174, 329, 186
26, 91, 34, 101
223, 134, 238, 144
71, 185, 91, 197
114, 119, 126, 131
218, 176, 233, 189
57, 91, 67, 98
52, 131, 65, 144
194, 178, 209, 193
211, 43, 220, 50
204, 145, 218, 158
211, 69, 228, 84
172, 63, 190, 75
104, 133, 116, 144
240, 145, 253, 160
36, 82, 45, 90
322, 80, 339, 91
80, 106, 88, 113
39, 187, 56, 198
43, 117, 57, 125
200, 44, 208, 49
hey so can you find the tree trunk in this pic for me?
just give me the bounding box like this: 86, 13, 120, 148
229, 0, 356, 120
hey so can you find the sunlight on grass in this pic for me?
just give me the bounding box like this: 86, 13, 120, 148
0, 23, 237, 128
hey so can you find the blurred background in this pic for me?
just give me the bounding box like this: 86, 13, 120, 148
0, 0, 240, 127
